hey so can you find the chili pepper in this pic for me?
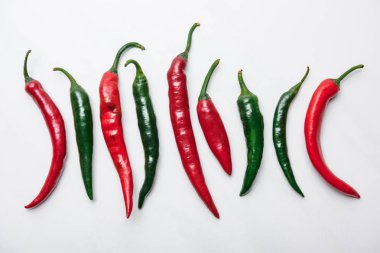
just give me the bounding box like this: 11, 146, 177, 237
197, 59, 232, 175
23, 50, 67, 208
304, 64, 363, 198
124, 59, 159, 209
53, 67, 93, 200
237, 70, 264, 196
273, 67, 309, 197
167, 23, 219, 218
99, 42, 145, 218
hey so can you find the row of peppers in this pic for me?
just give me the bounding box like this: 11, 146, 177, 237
23, 23, 364, 218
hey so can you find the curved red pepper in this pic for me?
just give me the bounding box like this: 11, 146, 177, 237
197, 59, 232, 175
24, 50, 67, 208
167, 23, 219, 218
304, 64, 363, 198
99, 42, 145, 218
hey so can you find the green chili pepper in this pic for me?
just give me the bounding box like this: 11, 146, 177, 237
54, 67, 93, 200
124, 59, 159, 209
273, 67, 309, 197
237, 70, 264, 196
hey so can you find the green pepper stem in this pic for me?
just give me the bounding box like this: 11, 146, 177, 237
180, 23, 200, 59
300, 66, 310, 84
198, 59, 220, 101
124, 59, 143, 75
335, 64, 364, 87
109, 42, 145, 73
292, 66, 310, 93
53, 67, 78, 87
23, 50, 33, 84
238, 69, 251, 95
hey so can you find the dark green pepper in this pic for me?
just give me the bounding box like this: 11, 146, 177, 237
54, 67, 93, 200
124, 59, 159, 209
273, 67, 309, 197
237, 70, 264, 196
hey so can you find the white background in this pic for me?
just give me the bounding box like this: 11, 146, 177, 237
0, 0, 379, 252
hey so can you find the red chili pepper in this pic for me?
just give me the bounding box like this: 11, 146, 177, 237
197, 59, 232, 175
304, 64, 364, 198
167, 23, 219, 218
23, 50, 67, 208
99, 42, 145, 218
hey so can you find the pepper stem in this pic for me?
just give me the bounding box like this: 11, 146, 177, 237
198, 59, 220, 101
109, 42, 145, 73
124, 59, 143, 75
53, 67, 78, 87
292, 66, 310, 93
23, 50, 33, 84
335, 64, 364, 87
238, 69, 251, 95
180, 23, 200, 59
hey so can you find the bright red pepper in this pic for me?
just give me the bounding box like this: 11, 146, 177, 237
23, 50, 67, 208
99, 42, 145, 218
304, 64, 363, 198
167, 23, 219, 218
197, 59, 232, 175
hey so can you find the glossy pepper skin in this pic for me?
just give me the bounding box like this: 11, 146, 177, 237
273, 67, 309, 197
23, 50, 67, 208
124, 59, 159, 209
100, 42, 145, 218
197, 59, 232, 175
54, 68, 93, 200
167, 23, 219, 218
304, 65, 363, 198
237, 70, 264, 196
